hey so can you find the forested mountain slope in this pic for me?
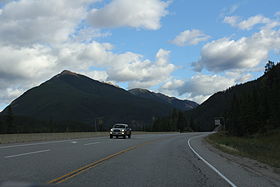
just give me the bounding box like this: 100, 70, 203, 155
0, 70, 174, 132
188, 62, 280, 135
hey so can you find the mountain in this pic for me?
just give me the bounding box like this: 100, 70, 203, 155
187, 62, 280, 135
129, 88, 198, 111
0, 70, 175, 132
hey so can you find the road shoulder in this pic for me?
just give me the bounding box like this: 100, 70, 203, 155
203, 135, 280, 186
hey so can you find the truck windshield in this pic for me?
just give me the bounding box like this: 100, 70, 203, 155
114, 124, 125, 128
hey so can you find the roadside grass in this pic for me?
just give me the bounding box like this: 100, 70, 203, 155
0, 131, 178, 144
0, 132, 107, 144
206, 131, 280, 172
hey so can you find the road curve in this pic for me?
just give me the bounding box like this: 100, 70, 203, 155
0, 132, 278, 186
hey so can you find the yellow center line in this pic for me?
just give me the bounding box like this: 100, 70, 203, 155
47, 136, 173, 184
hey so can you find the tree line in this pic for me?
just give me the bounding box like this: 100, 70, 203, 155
151, 109, 192, 132
0, 106, 94, 134
226, 61, 280, 136
151, 61, 280, 136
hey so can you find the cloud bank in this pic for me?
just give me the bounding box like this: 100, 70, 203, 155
87, 0, 169, 30
192, 29, 280, 72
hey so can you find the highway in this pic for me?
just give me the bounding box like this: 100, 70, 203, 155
0, 132, 279, 186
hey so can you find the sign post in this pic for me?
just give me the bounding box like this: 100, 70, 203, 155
214, 117, 225, 131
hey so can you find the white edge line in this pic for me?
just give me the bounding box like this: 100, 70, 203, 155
0, 139, 72, 149
84, 142, 100, 146
5, 149, 50, 158
187, 134, 237, 187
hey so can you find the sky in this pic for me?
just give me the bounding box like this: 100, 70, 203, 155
0, 0, 279, 111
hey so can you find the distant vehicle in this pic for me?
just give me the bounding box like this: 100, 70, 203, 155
110, 124, 131, 139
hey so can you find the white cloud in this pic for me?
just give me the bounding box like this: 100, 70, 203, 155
0, 45, 56, 80
171, 29, 210, 46
0, 88, 25, 107
225, 71, 253, 83
160, 74, 236, 104
224, 15, 279, 30
159, 79, 185, 99
107, 49, 176, 88
161, 79, 184, 90
0, 0, 94, 46
0, 44, 59, 107
223, 16, 239, 27
87, 0, 169, 30
85, 71, 108, 82
55, 45, 176, 87
192, 29, 280, 72
55, 41, 114, 70
181, 74, 235, 97
236, 73, 252, 83
71, 28, 111, 43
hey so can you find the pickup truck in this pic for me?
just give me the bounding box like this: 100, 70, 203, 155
110, 124, 131, 139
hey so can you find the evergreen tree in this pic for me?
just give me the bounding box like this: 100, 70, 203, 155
0, 117, 3, 134
265, 60, 275, 74
177, 112, 186, 132
6, 106, 15, 133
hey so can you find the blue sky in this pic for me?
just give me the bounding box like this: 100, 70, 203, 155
0, 0, 280, 111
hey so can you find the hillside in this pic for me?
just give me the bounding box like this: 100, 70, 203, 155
188, 62, 280, 135
129, 88, 198, 111
0, 70, 175, 133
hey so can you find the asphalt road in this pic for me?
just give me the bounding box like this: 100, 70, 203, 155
0, 132, 279, 187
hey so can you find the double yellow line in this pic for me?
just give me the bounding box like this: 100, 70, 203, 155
48, 136, 170, 184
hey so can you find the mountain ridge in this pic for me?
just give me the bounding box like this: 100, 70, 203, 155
129, 88, 198, 111
0, 70, 197, 133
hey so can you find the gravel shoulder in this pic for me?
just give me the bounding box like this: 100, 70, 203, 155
203, 136, 280, 186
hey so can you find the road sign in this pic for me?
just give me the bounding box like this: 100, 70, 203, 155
215, 119, 221, 126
